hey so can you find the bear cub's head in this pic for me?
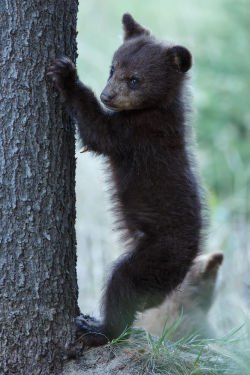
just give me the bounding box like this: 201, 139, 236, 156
100, 13, 192, 111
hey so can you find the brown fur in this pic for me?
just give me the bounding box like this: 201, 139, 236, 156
135, 252, 223, 339
48, 14, 205, 347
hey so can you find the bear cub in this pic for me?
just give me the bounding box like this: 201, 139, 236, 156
48, 13, 204, 347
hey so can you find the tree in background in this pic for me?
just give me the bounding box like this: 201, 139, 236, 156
0, 1, 78, 374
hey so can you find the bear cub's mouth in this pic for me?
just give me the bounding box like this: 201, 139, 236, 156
100, 95, 121, 111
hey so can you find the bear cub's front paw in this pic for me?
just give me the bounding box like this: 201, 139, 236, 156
47, 56, 78, 94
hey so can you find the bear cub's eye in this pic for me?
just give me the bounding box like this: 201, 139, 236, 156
109, 66, 114, 79
128, 77, 140, 89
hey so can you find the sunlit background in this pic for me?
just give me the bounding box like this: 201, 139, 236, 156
75, 0, 250, 336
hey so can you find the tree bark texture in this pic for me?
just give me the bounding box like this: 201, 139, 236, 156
0, 1, 79, 374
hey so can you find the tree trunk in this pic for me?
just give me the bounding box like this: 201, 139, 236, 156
0, 1, 79, 374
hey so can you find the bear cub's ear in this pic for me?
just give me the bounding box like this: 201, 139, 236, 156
122, 13, 150, 41
167, 46, 192, 73
203, 252, 224, 278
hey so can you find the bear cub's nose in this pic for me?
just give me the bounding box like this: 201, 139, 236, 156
100, 91, 116, 104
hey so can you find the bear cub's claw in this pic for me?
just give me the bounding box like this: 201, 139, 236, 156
47, 56, 78, 92
75, 314, 108, 347
75, 314, 101, 332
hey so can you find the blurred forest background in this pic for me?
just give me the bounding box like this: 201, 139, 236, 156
75, 0, 250, 337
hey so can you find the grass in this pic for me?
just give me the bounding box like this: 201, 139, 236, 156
109, 322, 250, 375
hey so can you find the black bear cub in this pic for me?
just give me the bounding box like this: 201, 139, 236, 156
48, 13, 204, 347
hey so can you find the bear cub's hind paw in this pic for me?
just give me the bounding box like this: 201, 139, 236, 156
75, 314, 108, 348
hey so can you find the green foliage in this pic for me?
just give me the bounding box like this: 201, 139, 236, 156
77, 0, 250, 215
76, 0, 250, 303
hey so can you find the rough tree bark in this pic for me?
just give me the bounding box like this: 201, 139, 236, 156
0, 1, 79, 374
